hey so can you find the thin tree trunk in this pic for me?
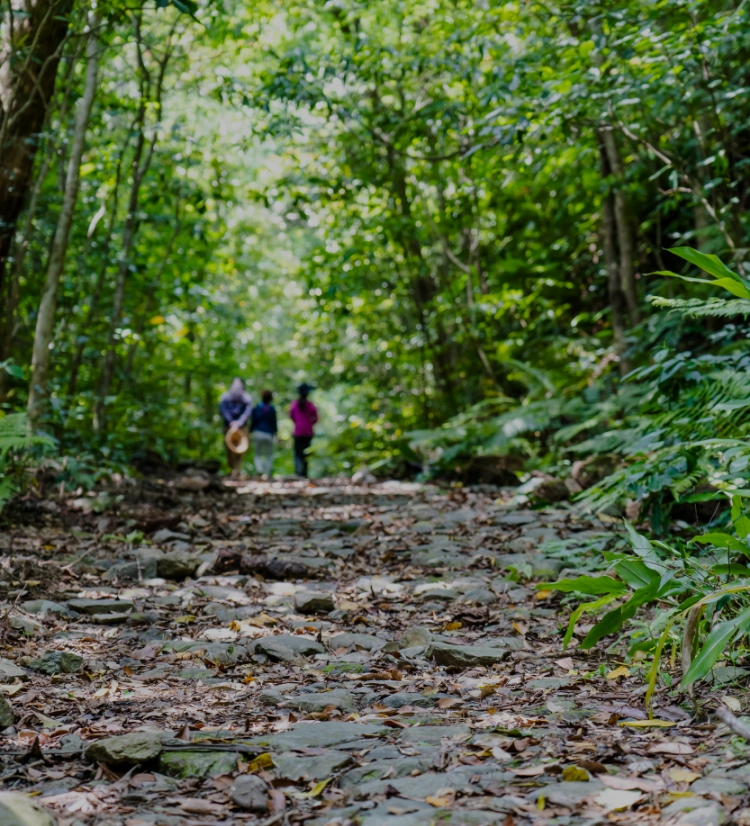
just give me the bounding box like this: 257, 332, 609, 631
599, 138, 630, 376
94, 16, 175, 429
0, 0, 73, 307
600, 128, 640, 326
27, 11, 101, 428
66, 120, 136, 402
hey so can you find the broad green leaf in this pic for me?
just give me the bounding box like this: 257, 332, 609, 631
645, 616, 676, 717
681, 617, 742, 688
732, 496, 750, 540
563, 594, 619, 649
536, 576, 628, 596
666, 247, 745, 284
625, 521, 654, 558
613, 559, 659, 589
692, 532, 747, 554
712, 278, 750, 299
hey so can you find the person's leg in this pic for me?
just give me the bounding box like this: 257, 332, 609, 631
295, 436, 312, 477
293, 437, 305, 476
253, 435, 264, 475
263, 436, 273, 476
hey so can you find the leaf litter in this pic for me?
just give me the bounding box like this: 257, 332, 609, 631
0, 475, 749, 825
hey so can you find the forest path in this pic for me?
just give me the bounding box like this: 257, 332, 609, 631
0, 477, 743, 826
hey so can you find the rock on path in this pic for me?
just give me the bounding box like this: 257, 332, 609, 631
0, 477, 742, 825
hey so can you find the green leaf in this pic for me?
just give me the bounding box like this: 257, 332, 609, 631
732, 496, 750, 540
625, 521, 654, 557
666, 247, 745, 284
536, 576, 628, 596
692, 532, 748, 554
563, 594, 619, 649
681, 609, 750, 688
613, 558, 659, 589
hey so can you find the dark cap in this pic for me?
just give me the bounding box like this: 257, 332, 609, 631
297, 382, 315, 394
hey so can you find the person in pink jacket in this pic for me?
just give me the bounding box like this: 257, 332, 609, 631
289, 383, 318, 477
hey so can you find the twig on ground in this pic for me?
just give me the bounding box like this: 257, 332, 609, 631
716, 704, 750, 739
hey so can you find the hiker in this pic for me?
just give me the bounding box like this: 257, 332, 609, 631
250, 390, 278, 477
289, 382, 318, 477
219, 377, 253, 475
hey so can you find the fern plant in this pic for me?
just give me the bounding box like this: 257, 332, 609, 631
0, 413, 54, 511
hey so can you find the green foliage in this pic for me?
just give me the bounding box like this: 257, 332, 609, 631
0, 414, 54, 510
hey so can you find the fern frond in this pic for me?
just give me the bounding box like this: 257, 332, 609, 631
650, 296, 750, 317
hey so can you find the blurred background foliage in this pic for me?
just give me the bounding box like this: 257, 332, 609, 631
3, 0, 750, 517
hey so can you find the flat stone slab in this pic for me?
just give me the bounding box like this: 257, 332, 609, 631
398, 724, 471, 745
431, 642, 510, 668
294, 591, 335, 613
252, 722, 387, 752
329, 632, 386, 651
273, 750, 352, 781
67, 598, 134, 615
282, 689, 358, 713
252, 635, 325, 659
85, 730, 163, 765
0, 791, 56, 826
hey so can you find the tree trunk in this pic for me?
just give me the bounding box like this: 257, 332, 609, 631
600, 127, 640, 326
27, 11, 100, 428
0, 0, 72, 308
95, 16, 175, 428
599, 138, 630, 376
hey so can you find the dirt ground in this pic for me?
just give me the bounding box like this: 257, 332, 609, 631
0, 475, 747, 826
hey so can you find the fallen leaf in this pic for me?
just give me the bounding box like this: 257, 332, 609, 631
647, 741, 694, 755
444, 621, 463, 631
594, 788, 643, 811
669, 767, 701, 783
0, 684, 23, 696
606, 665, 630, 680
562, 765, 590, 782
510, 765, 546, 776
248, 753, 274, 771
437, 697, 463, 709
600, 775, 664, 792
721, 695, 742, 712
618, 719, 676, 728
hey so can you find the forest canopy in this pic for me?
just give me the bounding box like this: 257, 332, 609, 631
2, 0, 750, 500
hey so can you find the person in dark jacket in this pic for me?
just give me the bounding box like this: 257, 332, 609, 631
219, 378, 252, 475
250, 390, 278, 477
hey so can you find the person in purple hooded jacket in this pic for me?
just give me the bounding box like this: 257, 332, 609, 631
289, 383, 318, 477
219, 378, 252, 474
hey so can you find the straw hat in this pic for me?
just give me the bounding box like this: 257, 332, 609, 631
224, 426, 249, 455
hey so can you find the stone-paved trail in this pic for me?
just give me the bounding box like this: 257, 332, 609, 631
0, 477, 746, 826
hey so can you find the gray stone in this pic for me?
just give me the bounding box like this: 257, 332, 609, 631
9, 616, 43, 636
85, 730, 163, 765
294, 591, 335, 613
529, 780, 604, 806
0, 792, 55, 826
157, 551, 201, 580
379, 691, 434, 709
252, 722, 387, 752
67, 598, 134, 615
399, 627, 432, 649
691, 776, 746, 795
431, 642, 509, 668
399, 725, 471, 745
418, 588, 458, 601
526, 677, 569, 690
284, 689, 357, 713
329, 632, 385, 652
152, 529, 191, 544
0, 694, 14, 728
253, 635, 325, 659
104, 557, 158, 582
0, 658, 27, 680
274, 750, 352, 781
21, 600, 69, 616
28, 651, 83, 675
459, 587, 498, 605
164, 640, 248, 664
354, 768, 477, 800
159, 749, 237, 778
229, 774, 269, 811
339, 756, 433, 788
